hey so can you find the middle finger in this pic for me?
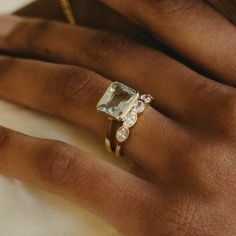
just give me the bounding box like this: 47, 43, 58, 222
0, 15, 232, 128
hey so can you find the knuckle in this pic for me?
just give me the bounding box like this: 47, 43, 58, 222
61, 68, 93, 103
86, 31, 130, 61
25, 18, 51, 51
52, 67, 107, 107
38, 142, 77, 187
151, 0, 197, 16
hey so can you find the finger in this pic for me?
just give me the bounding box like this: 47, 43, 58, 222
0, 56, 110, 137
15, 0, 154, 46
0, 55, 183, 180
0, 15, 230, 129
99, 0, 236, 85
0, 126, 162, 235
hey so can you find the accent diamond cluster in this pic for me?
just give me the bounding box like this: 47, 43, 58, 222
116, 94, 153, 143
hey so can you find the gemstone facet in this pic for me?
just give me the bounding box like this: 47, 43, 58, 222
140, 94, 153, 103
116, 126, 129, 142
123, 112, 137, 128
97, 82, 139, 120
132, 100, 145, 113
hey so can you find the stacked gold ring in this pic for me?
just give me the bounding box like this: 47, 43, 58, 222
59, 2, 154, 157
97, 82, 153, 158
59, 3, 154, 158
59, 0, 77, 24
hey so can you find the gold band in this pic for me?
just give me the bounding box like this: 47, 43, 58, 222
115, 143, 123, 158
105, 101, 153, 158
105, 119, 124, 158
105, 119, 117, 153
59, 0, 77, 24
97, 82, 153, 158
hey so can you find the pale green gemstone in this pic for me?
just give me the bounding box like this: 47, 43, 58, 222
97, 82, 139, 120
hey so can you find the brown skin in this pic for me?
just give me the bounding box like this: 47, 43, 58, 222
0, 0, 236, 235
15, 0, 153, 45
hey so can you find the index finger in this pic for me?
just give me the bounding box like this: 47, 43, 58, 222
100, 0, 236, 86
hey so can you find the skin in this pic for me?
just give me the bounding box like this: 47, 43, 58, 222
0, 0, 236, 235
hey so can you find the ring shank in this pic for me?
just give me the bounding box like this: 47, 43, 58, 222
105, 118, 118, 153
105, 119, 123, 157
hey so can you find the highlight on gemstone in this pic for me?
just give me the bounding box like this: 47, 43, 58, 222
116, 126, 130, 143
132, 100, 145, 113
140, 94, 153, 103
123, 112, 137, 128
97, 82, 139, 120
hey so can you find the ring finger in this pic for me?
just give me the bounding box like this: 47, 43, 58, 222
0, 55, 183, 180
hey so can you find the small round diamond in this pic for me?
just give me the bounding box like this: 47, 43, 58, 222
140, 94, 153, 103
132, 100, 145, 113
116, 126, 129, 142
123, 112, 137, 128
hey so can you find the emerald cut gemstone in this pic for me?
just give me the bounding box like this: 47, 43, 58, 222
97, 82, 139, 120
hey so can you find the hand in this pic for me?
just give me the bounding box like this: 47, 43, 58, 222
15, 0, 236, 54
0, 0, 236, 234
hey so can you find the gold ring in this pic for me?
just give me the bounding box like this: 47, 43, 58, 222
97, 82, 153, 158
59, 0, 77, 24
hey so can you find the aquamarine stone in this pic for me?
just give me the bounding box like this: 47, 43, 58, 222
97, 82, 139, 120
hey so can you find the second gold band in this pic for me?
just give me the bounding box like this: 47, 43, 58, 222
105, 95, 153, 158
